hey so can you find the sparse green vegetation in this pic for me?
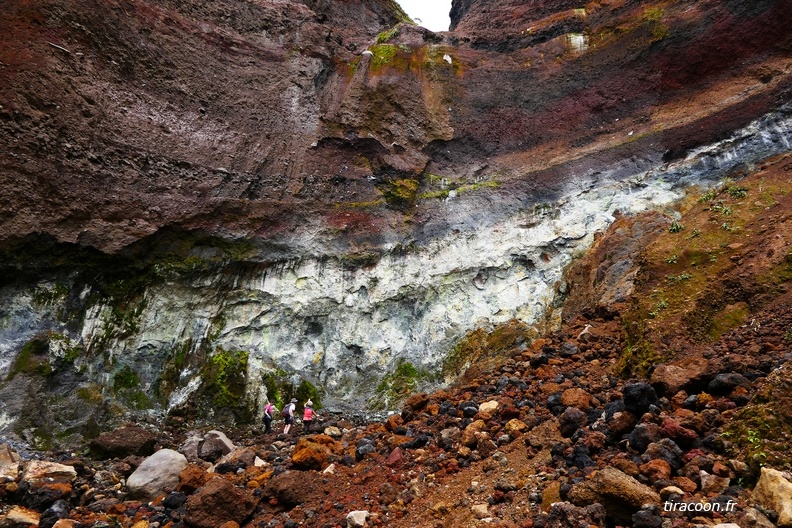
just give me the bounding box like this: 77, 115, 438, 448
376, 26, 400, 44
615, 340, 664, 377
379, 178, 419, 205
262, 368, 322, 411
710, 202, 733, 215
686, 228, 701, 239
707, 302, 750, 340
722, 369, 792, 473
418, 189, 450, 200
77, 384, 103, 404
32, 283, 69, 306
339, 252, 381, 269
113, 365, 140, 391
643, 7, 670, 40
370, 359, 430, 410
668, 220, 685, 233
648, 299, 668, 318
698, 188, 718, 203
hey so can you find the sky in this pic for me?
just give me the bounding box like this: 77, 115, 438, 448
395, 0, 452, 32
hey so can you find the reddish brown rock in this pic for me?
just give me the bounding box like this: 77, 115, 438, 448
89, 426, 157, 459
184, 477, 257, 528
672, 477, 698, 493
660, 419, 699, 447
177, 464, 210, 494
561, 388, 592, 411
640, 459, 672, 481
386, 447, 404, 468
384, 414, 404, 432
404, 393, 430, 413
649, 357, 710, 396
291, 435, 342, 471
462, 420, 487, 448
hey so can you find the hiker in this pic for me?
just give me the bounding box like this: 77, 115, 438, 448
302, 401, 315, 435
263, 401, 276, 434
282, 398, 297, 434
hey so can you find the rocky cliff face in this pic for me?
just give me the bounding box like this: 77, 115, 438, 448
1, 0, 791, 445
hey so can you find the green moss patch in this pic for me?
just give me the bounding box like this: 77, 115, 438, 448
7, 337, 52, 380
203, 348, 249, 407
113, 365, 140, 390
370, 359, 431, 410
376, 26, 400, 44
378, 179, 419, 206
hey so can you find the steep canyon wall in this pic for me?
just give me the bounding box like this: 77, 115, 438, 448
1, 0, 791, 445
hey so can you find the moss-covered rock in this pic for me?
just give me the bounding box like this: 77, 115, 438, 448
378, 178, 419, 206
442, 319, 534, 382
7, 337, 52, 380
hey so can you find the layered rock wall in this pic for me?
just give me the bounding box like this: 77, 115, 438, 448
1, 0, 791, 444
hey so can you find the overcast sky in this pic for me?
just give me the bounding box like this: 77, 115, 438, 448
396, 0, 452, 32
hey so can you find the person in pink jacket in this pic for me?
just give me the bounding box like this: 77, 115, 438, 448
302, 401, 315, 435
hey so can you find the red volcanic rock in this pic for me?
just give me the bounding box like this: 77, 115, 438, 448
660, 419, 699, 448
385, 414, 404, 432
89, 426, 157, 460
177, 464, 210, 494
184, 477, 257, 528
291, 435, 342, 471
639, 459, 672, 481
386, 447, 404, 468
561, 388, 592, 411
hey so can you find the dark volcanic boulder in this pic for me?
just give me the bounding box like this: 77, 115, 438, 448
622, 382, 658, 415
89, 426, 157, 459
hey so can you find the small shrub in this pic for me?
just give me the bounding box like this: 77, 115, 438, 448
728, 186, 749, 199
669, 221, 685, 233
711, 202, 733, 215
686, 228, 702, 239
698, 189, 717, 203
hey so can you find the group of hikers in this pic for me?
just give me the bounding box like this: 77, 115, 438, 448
262, 397, 317, 435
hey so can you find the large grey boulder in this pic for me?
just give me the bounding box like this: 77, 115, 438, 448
126, 449, 188, 500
